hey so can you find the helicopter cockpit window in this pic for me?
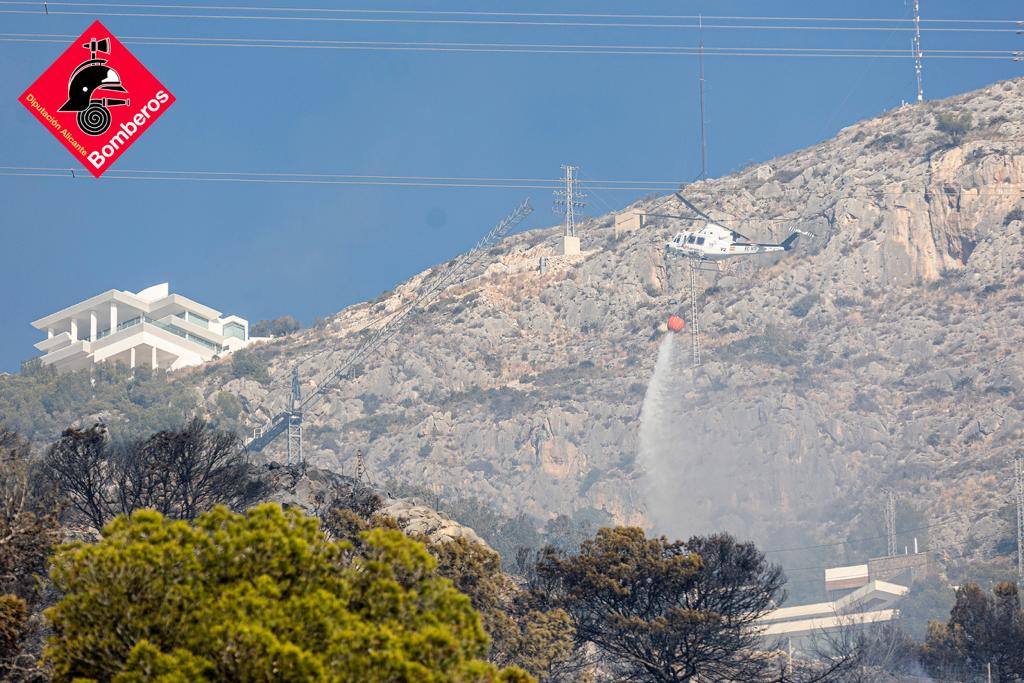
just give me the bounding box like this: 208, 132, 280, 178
686, 235, 696, 244
696, 237, 705, 245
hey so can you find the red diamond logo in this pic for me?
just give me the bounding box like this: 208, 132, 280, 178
19, 20, 175, 178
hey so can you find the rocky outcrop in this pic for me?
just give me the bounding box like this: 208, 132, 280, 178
380, 500, 490, 548
261, 464, 492, 548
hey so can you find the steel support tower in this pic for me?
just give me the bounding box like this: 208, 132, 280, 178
356, 449, 367, 485
553, 165, 585, 237
287, 365, 302, 465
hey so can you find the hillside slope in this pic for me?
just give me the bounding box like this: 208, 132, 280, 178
174, 77, 1024, 568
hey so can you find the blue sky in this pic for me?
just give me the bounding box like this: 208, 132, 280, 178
1, 0, 1021, 371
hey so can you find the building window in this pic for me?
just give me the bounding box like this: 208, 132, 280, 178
184, 311, 209, 329
224, 322, 246, 341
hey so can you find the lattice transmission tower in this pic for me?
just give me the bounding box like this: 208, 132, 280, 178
553, 165, 586, 238
287, 365, 302, 465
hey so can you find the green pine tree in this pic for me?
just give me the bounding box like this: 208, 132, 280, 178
45, 503, 532, 682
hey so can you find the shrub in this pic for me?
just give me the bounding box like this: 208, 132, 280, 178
249, 315, 301, 338
1003, 206, 1024, 226
46, 504, 531, 682
935, 111, 973, 143
0, 366, 198, 445
230, 349, 270, 384
868, 133, 909, 150
788, 293, 820, 318
0, 595, 27, 658
213, 391, 242, 420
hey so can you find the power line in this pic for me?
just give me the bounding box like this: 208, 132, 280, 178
0, 2, 1019, 25
0, 3, 1021, 32
0, 170, 678, 191
2, 166, 1022, 198
0, 164, 680, 186
0, 33, 1018, 60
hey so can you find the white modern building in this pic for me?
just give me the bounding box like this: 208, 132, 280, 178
756, 553, 930, 653
758, 579, 910, 644
31, 283, 253, 373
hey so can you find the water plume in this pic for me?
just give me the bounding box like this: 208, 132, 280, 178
637, 334, 693, 538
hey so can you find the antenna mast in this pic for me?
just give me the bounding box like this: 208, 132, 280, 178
912, 0, 924, 102
698, 14, 708, 178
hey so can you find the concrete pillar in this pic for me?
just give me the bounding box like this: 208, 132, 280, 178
110, 303, 118, 333
129, 346, 135, 369
69, 319, 78, 341
150, 346, 158, 369
89, 311, 97, 342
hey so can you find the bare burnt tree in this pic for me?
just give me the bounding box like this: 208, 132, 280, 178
42, 424, 113, 529
133, 420, 264, 519
533, 528, 789, 682
43, 419, 265, 528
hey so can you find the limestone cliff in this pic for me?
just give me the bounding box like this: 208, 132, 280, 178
201, 77, 1024, 569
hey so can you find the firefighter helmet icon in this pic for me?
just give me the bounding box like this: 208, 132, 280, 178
58, 37, 130, 136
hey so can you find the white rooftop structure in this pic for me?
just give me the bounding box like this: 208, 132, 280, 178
824, 563, 870, 592
31, 283, 253, 373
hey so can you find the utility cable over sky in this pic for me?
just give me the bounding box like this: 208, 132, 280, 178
2, 32, 1020, 59
1, 2, 1022, 32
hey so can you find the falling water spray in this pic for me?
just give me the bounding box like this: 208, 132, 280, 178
637, 334, 692, 537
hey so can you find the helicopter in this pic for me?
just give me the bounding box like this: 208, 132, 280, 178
651, 192, 805, 262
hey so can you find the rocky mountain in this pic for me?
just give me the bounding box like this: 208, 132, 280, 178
182, 77, 1024, 576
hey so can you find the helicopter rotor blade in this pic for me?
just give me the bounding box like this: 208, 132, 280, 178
674, 192, 715, 223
